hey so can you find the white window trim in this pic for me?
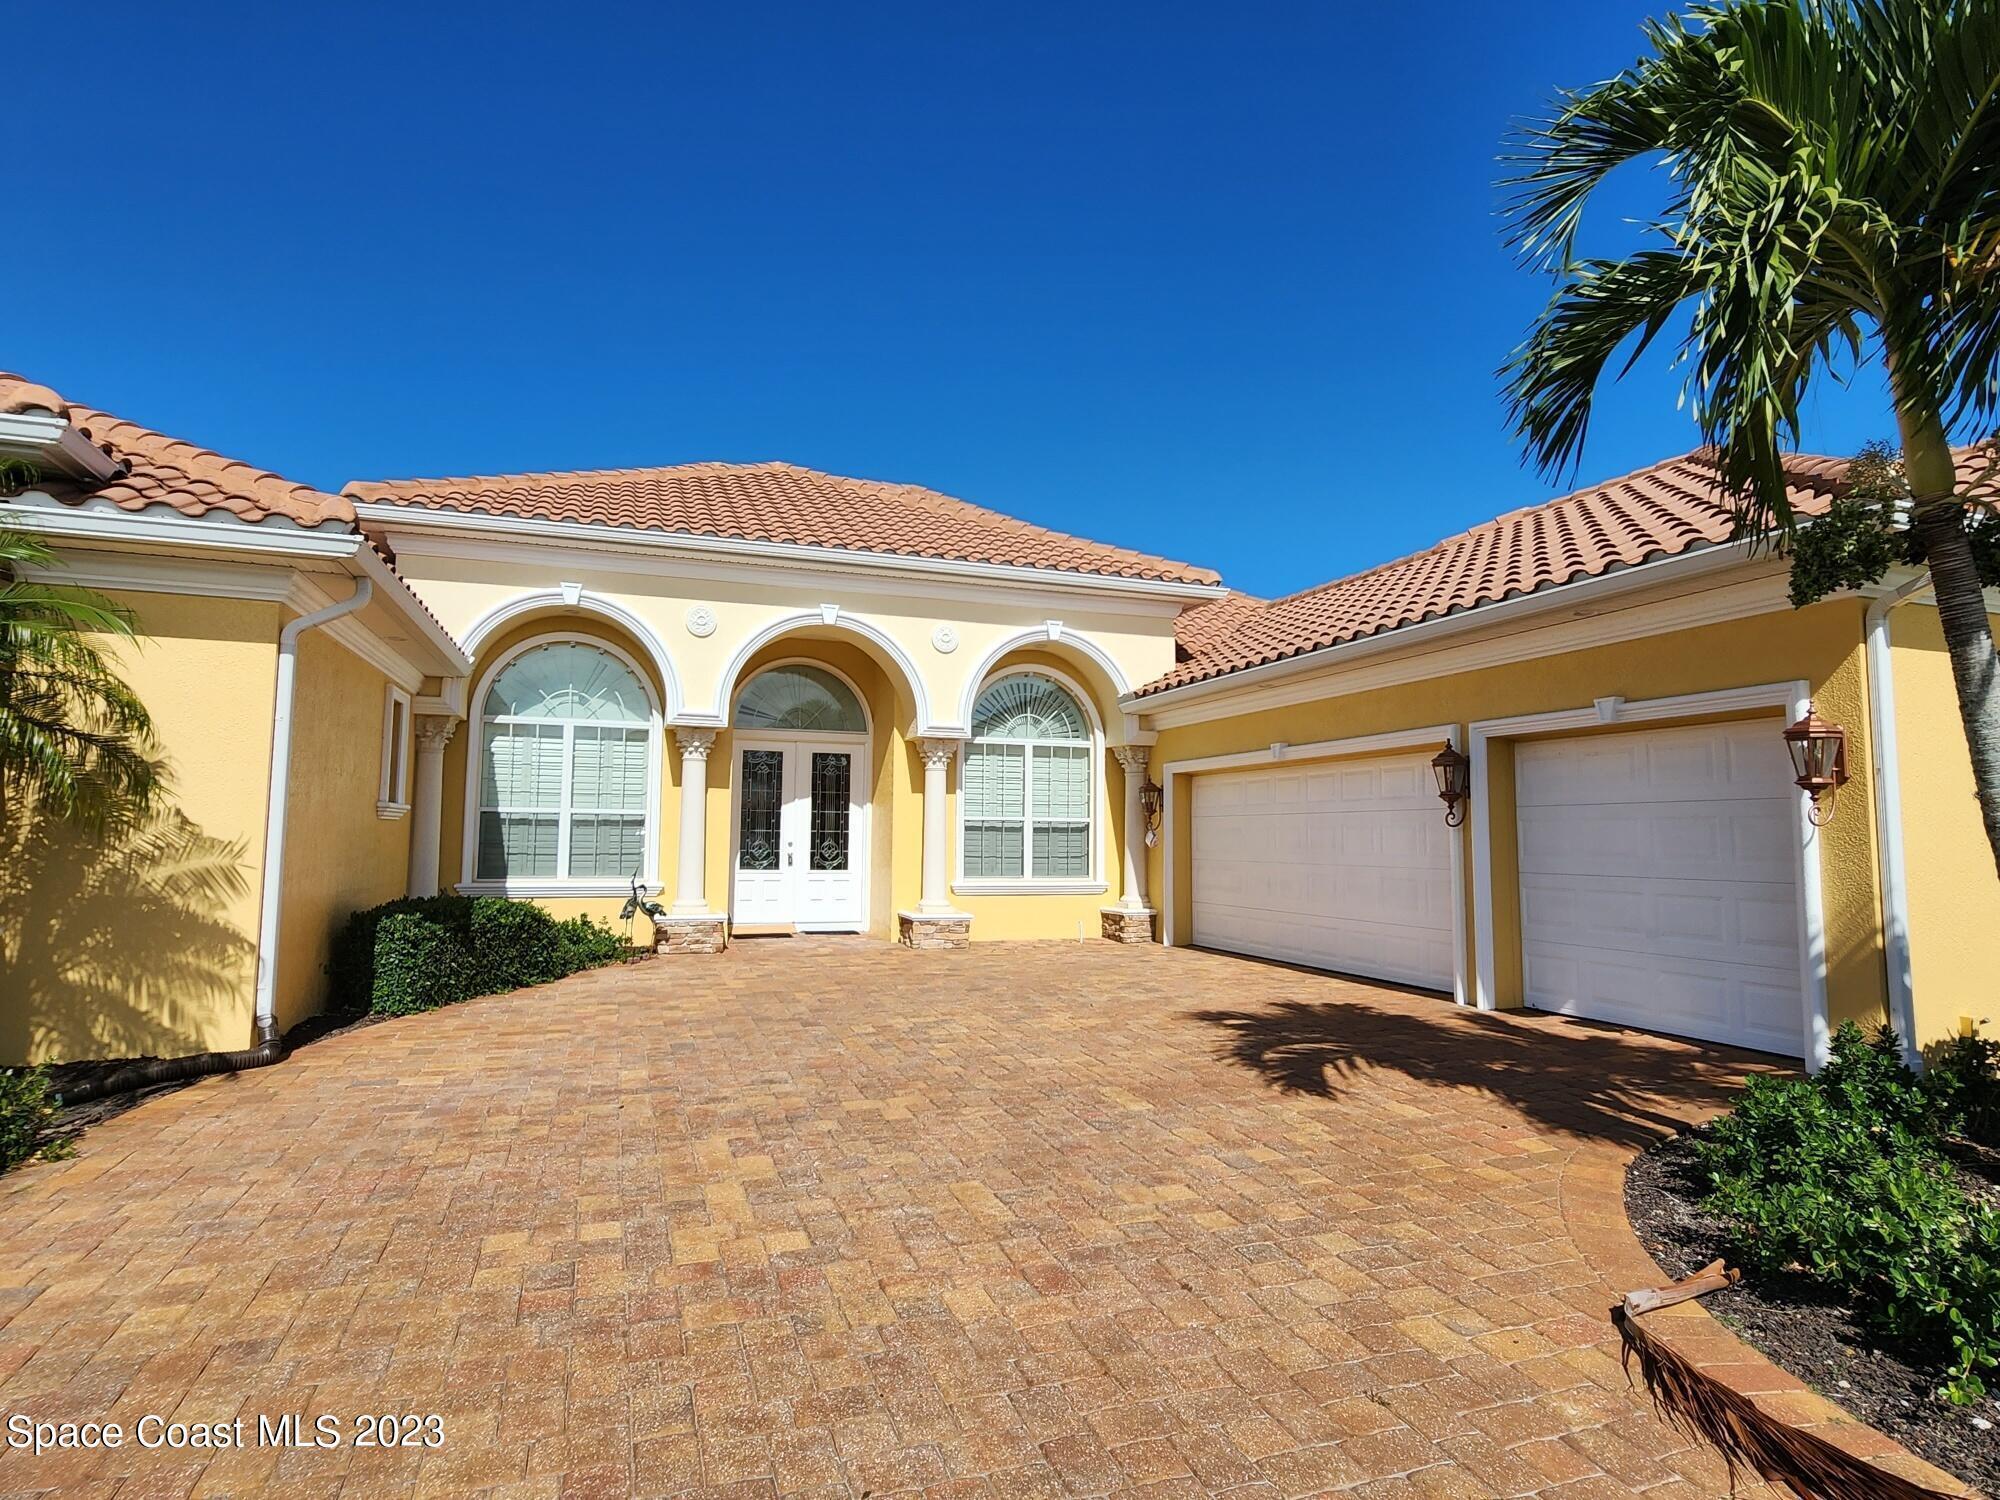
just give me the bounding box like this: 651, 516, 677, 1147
954, 663, 1107, 895
458, 632, 664, 895
1467, 680, 1830, 1069
376, 684, 412, 819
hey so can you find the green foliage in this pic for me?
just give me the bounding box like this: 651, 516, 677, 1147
1695, 1022, 2000, 1403
0, 1067, 61, 1173
1, 524, 160, 827
1925, 1027, 2000, 1147
1502, 1, 2000, 514
329, 895, 625, 1016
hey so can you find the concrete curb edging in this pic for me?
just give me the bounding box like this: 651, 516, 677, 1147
1557, 1139, 1979, 1499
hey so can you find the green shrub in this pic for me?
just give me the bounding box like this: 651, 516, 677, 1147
329, 895, 626, 1017
0, 1068, 60, 1173
371, 910, 486, 1015
1695, 1021, 2000, 1404
1923, 1028, 2000, 1147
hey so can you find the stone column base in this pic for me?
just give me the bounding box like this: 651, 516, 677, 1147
898, 910, 971, 950
654, 914, 727, 954
1100, 907, 1157, 944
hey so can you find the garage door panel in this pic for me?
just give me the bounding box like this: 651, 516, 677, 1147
1519, 873, 1799, 970
1517, 802, 1795, 884
1517, 726, 1784, 806
1192, 753, 1454, 992
1524, 943, 1802, 1055
1515, 720, 1804, 1055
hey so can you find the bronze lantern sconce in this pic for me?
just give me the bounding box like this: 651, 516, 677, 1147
1431, 740, 1471, 827
1139, 778, 1164, 847
1784, 704, 1849, 826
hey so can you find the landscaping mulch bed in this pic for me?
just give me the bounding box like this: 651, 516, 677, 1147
1626, 1132, 2000, 1494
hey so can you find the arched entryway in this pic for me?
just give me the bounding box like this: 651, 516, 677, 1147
728, 662, 871, 931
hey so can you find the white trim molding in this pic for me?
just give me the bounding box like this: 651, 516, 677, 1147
354, 499, 1228, 604
1158, 724, 1468, 1006
1864, 574, 1932, 1066
459, 587, 684, 718
1129, 542, 1787, 727
709, 609, 932, 733
1467, 680, 1830, 1068
952, 626, 1135, 739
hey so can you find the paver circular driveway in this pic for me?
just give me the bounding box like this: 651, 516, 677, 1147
0, 940, 1786, 1499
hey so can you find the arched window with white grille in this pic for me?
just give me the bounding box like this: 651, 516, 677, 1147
961, 671, 1096, 882
472, 639, 658, 884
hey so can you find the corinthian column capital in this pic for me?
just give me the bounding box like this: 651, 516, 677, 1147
1113, 744, 1151, 773
675, 727, 719, 761
917, 737, 962, 770
414, 715, 459, 753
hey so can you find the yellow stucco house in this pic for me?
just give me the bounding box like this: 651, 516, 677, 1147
3, 374, 1994, 1071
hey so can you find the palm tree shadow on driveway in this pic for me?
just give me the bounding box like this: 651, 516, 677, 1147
1185, 955, 1797, 1152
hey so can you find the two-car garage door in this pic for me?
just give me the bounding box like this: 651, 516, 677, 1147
1191, 752, 1456, 991
1187, 720, 1806, 1056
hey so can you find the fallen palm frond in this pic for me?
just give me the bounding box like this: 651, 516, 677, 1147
1615, 1263, 1970, 1500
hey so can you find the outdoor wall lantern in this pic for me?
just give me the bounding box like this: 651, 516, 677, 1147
1431, 740, 1471, 828
1139, 779, 1164, 847
1784, 704, 1849, 826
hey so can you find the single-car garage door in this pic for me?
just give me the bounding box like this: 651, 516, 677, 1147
1191, 752, 1455, 990
1515, 719, 1805, 1055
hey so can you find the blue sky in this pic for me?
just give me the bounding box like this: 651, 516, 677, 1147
9, 2, 1897, 597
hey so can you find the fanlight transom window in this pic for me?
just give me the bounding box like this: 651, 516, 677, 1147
963, 673, 1093, 880
477, 641, 654, 882
735, 665, 867, 733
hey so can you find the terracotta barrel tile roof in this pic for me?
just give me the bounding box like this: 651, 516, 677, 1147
343, 460, 1221, 585
1142, 446, 1999, 698
0, 373, 355, 530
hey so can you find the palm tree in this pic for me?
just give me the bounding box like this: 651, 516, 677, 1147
1502, 0, 2000, 873
0, 522, 158, 829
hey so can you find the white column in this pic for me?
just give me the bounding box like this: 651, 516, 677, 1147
917, 738, 960, 914
671, 728, 719, 915
406, 715, 458, 897
1115, 744, 1153, 912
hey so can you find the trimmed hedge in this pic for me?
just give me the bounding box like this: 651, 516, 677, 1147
328, 895, 625, 1017
1695, 1021, 2000, 1404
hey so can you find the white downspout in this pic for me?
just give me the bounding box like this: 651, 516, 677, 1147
1866, 575, 1930, 1067
251, 578, 373, 1045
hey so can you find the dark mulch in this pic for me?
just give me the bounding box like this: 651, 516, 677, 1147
1626, 1132, 1999, 1493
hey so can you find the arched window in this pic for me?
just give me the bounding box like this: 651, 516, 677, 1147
476, 640, 655, 881
735, 664, 867, 733
962, 672, 1093, 880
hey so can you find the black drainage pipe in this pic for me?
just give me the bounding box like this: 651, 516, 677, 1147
57, 1037, 285, 1106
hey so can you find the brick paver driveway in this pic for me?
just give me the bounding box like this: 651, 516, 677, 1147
0, 940, 1791, 1499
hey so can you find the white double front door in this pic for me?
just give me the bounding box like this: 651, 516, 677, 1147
731, 737, 866, 930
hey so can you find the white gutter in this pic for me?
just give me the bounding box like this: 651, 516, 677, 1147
1865, 573, 1932, 1067
251, 578, 373, 1044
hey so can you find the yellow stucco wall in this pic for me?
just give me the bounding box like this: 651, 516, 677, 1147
2, 591, 279, 1064
1891, 605, 2000, 1046
1145, 599, 1886, 1037
272, 629, 415, 1034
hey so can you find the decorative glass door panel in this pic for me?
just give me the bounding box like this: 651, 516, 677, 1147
730, 741, 865, 929
733, 748, 790, 923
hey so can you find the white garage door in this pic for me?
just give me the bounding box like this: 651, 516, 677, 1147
1515, 720, 1805, 1055
1191, 752, 1455, 990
